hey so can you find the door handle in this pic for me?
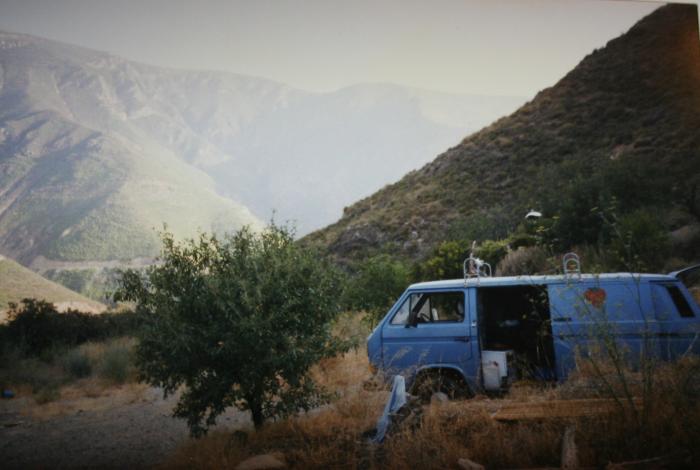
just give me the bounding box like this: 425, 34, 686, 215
455, 336, 470, 342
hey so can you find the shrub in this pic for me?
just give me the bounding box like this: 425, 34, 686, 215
343, 255, 411, 326
115, 224, 348, 435
0, 353, 64, 393
97, 342, 132, 384
444, 209, 514, 242
609, 209, 670, 272
497, 246, 550, 276
62, 349, 92, 379
412, 239, 471, 281
475, 239, 509, 267
2, 299, 141, 356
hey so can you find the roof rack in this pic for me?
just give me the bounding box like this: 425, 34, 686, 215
562, 252, 581, 278
464, 241, 492, 283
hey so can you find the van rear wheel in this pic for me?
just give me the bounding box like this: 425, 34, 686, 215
411, 370, 472, 402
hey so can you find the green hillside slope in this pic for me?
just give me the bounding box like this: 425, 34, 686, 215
305, 5, 700, 264
0, 255, 105, 316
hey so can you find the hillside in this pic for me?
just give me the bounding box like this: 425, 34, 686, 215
304, 4, 700, 263
0, 255, 104, 318
0, 32, 265, 266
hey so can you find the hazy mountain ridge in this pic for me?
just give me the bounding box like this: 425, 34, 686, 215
0, 29, 524, 269
304, 5, 700, 262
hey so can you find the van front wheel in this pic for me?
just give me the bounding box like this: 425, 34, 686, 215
411, 370, 472, 402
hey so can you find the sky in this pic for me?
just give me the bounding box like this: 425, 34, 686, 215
0, 0, 663, 98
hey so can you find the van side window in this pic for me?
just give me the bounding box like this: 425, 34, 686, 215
412, 291, 464, 323
667, 285, 695, 318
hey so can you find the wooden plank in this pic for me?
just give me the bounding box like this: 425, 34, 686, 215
492, 398, 643, 421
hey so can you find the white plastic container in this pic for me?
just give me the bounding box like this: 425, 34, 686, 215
481, 350, 514, 391
482, 362, 501, 391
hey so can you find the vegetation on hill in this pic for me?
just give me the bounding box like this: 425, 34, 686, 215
42, 267, 120, 303
0, 256, 105, 315
304, 5, 700, 272
0, 110, 261, 264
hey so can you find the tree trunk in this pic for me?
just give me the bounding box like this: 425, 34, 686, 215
249, 399, 264, 429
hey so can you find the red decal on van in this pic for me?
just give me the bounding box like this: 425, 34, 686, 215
584, 287, 606, 308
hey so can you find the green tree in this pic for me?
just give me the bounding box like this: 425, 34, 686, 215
413, 240, 472, 282
115, 224, 346, 435
609, 209, 670, 272
476, 239, 510, 268
342, 255, 410, 326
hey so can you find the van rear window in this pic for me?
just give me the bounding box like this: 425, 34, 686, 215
666, 286, 695, 318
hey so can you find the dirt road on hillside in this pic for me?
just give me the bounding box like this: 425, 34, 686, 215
0, 386, 250, 469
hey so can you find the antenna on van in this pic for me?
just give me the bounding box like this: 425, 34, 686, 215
464, 241, 492, 284
563, 252, 581, 278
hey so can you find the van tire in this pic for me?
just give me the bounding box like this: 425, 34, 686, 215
411, 369, 472, 402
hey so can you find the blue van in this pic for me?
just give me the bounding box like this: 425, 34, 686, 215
366, 255, 700, 397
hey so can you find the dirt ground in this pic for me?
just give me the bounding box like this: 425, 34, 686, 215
0, 384, 251, 469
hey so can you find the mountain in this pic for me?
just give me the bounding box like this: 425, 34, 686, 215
0, 31, 525, 272
0, 254, 104, 319
201, 82, 524, 234
304, 4, 700, 263
0, 31, 263, 266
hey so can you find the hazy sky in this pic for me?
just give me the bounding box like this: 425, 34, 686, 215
0, 0, 661, 97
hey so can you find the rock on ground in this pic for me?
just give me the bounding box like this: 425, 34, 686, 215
235, 453, 287, 470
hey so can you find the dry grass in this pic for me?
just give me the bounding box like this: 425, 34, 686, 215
0, 336, 139, 408
165, 350, 700, 469
311, 349, 371, 395
691, 286, 700, 306
26, 381, 150, 420
0, 256, 105, 313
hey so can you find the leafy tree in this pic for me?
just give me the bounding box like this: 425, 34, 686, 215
342, 255, 410, 326
476, 239, 510, 268
412, 240, 472, 282
115, 224, 346, 435
413, 239, 510, 282
608, 209, 670, 272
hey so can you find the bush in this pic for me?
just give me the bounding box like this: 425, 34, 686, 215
497, 246, 550, 276
2, 299, 141, 356
115, 224, 348, 435
475, 239, 509, 267
343, 255, 411, 326
0, 352, 65, 393
444, 210, 514, 242
412, 240, 471, 281
97, 342, 132, 384
609, 209, 670, 272
62, 349, 92, 379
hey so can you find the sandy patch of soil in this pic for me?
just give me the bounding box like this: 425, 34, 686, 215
0, 384, 251, 468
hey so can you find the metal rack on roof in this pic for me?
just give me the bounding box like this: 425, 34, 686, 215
463, 241, 492, 284
562, 252, 581, 279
